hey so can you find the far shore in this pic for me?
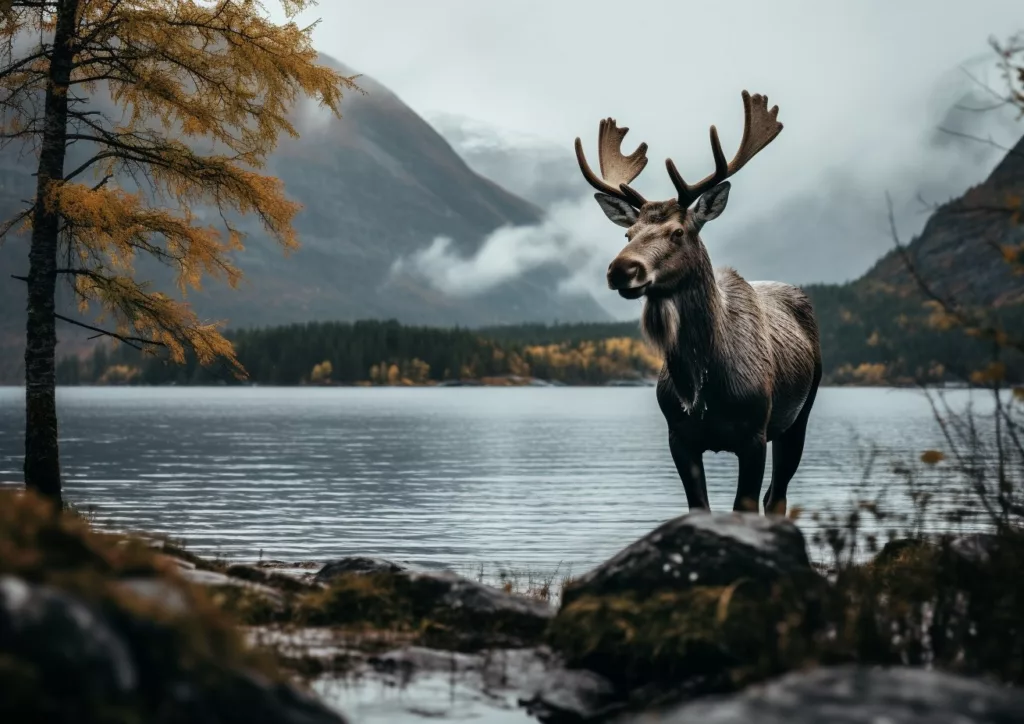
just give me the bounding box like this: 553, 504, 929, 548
0, 379, 988, 390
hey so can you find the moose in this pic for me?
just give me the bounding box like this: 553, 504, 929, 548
575, 90, 821, 516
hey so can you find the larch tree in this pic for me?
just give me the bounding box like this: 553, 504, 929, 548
0, 0, 357, 506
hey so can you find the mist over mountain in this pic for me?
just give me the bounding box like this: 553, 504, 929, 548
0, 56, 613, 379
423, 76, 1023, 320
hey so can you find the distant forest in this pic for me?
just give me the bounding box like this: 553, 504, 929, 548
53, 285, 1024, 387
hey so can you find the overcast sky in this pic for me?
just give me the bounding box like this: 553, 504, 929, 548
272, 1, 1024, 318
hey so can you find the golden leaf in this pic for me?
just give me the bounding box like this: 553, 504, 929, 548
920, 450, 945, 465
4, 0, 357, 378
969, 362, 1006, 385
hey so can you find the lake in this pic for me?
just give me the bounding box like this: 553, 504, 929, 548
0, 386, 996, 575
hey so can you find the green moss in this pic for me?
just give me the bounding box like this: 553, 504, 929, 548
546, 582, 819, 693
827, 532, 1024, 681
546, 529, 1024, 708
295, 571, 549, 651
207, 584, 286, 626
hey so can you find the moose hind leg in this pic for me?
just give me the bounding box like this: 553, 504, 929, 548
764, 415, 809, 516
734, 439, 767, 513
766, 368, 820, 516
668, 430, 710, 511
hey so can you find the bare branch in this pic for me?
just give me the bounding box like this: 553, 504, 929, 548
936, 127, 1024, 159
54, 313, 165, 351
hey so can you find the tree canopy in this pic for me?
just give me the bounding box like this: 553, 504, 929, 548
0, 0, 357, 502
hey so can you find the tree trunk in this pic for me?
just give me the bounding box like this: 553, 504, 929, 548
24, 0, 79, 507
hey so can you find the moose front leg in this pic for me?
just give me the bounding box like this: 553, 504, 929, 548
668, 429, 710, 511
734, 439, 767, 513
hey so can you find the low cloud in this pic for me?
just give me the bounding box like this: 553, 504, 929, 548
414, 68, 1024, 302
430, 112, 582, 209
391, 195, 643, 318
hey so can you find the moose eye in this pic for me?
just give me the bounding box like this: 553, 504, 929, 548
671, 228, 684, 241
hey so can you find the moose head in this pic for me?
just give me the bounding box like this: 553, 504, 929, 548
575, 91, 783, 300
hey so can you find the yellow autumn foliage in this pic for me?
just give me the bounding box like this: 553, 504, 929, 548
1, 0, 358, 376
310, 360, 332, 384
523, 337, 662, 382
834, 362, 889, 386
96, 364, 140, 385
970, 362, 1007, 386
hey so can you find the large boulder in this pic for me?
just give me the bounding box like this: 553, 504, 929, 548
625, 665, 1024, 723
561, 512, 815, 607
0, 575, 347, 724
545, 512, 824, 711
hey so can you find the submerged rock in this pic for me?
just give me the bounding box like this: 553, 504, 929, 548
313, 557, 408, 584
561, 512, 815, 607
624, 665, 1024, 723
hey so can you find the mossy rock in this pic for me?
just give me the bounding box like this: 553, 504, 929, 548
830, 530, 1024, 679
561, 512, 817, 608
313, 557, 407, 585
546, 581, 819, 699
0, 491, 347, 724
297, 569, 553, 651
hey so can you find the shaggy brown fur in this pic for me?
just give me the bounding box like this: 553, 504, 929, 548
575, 91, 820, 514
603, 192, 821, 514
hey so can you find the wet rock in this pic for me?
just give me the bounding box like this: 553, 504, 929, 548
562, 512, 815, 607
303, 568, 554, 650
521, 665, 620, 723
399, 569, 554, 648
624, 665, 1024, 723
313, 557, 408, 584
949, 533, 1001, 566
0, 575, 349, 724
0, 576, 138, 698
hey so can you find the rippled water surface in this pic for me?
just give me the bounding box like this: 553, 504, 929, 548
0, 386, 994, 572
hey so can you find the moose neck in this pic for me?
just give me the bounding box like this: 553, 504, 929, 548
642, 252, 722, 412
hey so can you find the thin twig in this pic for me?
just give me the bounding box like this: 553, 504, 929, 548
937, 127, 1024, 160
53, 313, 165, 351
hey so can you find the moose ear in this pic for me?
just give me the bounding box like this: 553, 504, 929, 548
692, 182, 730, 229
594, 193, 639, 228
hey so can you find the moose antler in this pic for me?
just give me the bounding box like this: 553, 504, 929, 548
667, 91, 783, 208
575, 118, 648, 208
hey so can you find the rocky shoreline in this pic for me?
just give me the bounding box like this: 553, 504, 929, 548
3, 491, 1024, 723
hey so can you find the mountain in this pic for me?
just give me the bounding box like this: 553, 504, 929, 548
0, 56, 609, 381
860, 133, 1024, 306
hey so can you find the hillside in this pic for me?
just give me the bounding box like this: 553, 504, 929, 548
861, 132, 1024, 306
0, 55, 608, 381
